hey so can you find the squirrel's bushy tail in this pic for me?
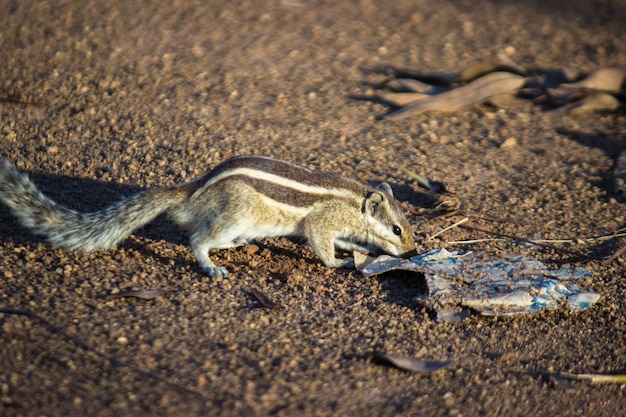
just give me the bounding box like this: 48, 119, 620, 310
0, 159, 191, 252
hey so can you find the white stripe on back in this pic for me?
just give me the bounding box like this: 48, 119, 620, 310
205, 167, 364, 198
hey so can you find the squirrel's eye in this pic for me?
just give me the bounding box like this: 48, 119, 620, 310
392, 225, 402, 236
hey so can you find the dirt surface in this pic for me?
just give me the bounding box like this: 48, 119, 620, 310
1, 1, 626, 416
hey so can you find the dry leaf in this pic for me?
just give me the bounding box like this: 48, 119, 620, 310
495, 51, 528, 75
459, 61, 499, 83
393, 78, 438, 93
250, 287, 283, 310
459, 53, 527, 82
384, 66, 457, 86
519, 87, 547, 100
559, 67, 625, 93
547, 86, 588, 103
561, 66, 582, 83
487, 93, 532, 109
385, 72, 526, 120
550, 92, 620, 115
374, 353, 453, 373
377, 92, 429, 106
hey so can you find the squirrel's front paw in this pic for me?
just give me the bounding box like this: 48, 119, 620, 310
324, 257, 354, 270
338, 257, 355, 269
204, 266, 230, 278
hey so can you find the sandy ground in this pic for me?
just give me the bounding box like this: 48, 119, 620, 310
1, 0, 626, 415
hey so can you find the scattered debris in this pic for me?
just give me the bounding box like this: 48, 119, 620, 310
249, 287, 284, 310
369, 56, 625, 117
373, 352, 452, 373
107, 289, 163, 300
355, 249, 600, 322
552, 67, 626, 96
384, 72, 527, 120
547, 92, 620, 115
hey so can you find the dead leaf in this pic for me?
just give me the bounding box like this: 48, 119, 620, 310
393, 78, 438, 93
518, 87, 548, 100
559, 67, 625, 93
383, 66, 457, 86
384, 72, 527, 120
250, 287, 283, 310
377, 92, 429, 107
547, 86, 588, 103
107, 289, 163, 300
487, 93, 533, 109
399, 165, 435, 190
495, 51, 528, 75
550, 92, 620, 115
459, 53, 527, 82
374, 353, 453, 373
459, 61, 502, 83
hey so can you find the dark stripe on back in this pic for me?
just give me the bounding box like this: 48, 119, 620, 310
198, 156, 371, 194
239, 176, 355, 207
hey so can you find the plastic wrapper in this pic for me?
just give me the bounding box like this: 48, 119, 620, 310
355, 249, 600, 322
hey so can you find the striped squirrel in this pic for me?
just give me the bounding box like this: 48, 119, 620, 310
0, 156, 417, 277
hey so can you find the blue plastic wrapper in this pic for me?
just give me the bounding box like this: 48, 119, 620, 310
355, 249, 600, 322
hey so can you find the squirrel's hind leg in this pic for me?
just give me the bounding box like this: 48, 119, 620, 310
190, 225, 249, 278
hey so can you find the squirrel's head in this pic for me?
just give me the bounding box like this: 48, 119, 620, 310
362, 182, 417, 258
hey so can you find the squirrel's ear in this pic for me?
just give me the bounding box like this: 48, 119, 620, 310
364, 191, 384, 216
377, 182, 394, 198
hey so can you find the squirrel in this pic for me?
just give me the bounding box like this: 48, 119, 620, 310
0, 156, 417, 277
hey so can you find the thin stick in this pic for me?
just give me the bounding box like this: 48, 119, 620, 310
399, 165, 433, 190
427, 217, 469, 241
0, 307, 207, 400
529, 232, 626, 245
464, 212, 530, 226
0, 96, 45, 107
606, 245, 626, 263
459, 224, 598, 260
559, 372, 626, 384
404, 199, 622, 260
447, 238, 506, 245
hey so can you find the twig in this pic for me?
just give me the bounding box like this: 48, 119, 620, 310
530, 232, 626, 245
464, 212, 530, 226
405, 199, 622, 261
606, 244, 626, 263
459, 224, 598, 260
0, 96, 45, 107
447, 238, 506, 245
0, 307, 207, 400
559, 372, 626, 384
399, 165, 433, 190
427, 217, 469, 241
